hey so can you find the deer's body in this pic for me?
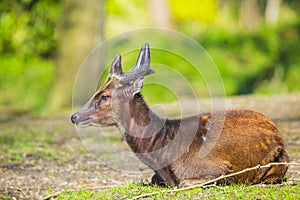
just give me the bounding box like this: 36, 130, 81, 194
71, 43, 289, 187
112, 92, 288, 186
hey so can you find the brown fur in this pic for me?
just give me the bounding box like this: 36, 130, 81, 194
120, 94, 289, 186
71, 84, 289, 187
71, 45, 289, 187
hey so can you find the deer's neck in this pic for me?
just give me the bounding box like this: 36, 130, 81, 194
115, 93, 170, 153
114, 93, 206, 186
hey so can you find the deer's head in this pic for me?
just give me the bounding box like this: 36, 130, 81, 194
71, 43, 154, 127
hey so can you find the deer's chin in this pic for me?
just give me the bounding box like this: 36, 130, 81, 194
74, 118, 96, 127
76, 119, 115, 128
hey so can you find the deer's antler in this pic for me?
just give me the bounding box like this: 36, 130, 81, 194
120, 43, 155, 84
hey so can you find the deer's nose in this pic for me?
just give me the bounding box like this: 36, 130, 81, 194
71, 113, 78, 124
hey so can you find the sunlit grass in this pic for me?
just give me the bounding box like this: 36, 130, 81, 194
55, 182, 300, 199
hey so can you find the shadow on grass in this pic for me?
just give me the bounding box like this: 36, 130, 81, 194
0, 109, 30, 123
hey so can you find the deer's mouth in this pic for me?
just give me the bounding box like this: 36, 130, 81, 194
71, 113, 93, 127
71, 113, 106, 127
75, 119, 93, 127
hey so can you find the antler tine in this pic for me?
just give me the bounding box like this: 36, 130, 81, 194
120, 43, 154, 84
140, 43, 154, 75
109, 53, 123, 76
142, 43, 150, 67
134, 43, 150, 69
132, 43, 153, 74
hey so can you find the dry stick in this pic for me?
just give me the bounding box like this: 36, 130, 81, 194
6, 187, 28, 199
129, 162, 300, 200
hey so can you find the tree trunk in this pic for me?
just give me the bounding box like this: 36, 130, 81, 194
239, 0, 262, 29
47, 0, 104, 110
265, 0, 282, 24
148, 0, 173, 28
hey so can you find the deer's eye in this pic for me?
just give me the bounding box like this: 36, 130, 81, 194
101, 95, 110, 101
95, 95, 110, 108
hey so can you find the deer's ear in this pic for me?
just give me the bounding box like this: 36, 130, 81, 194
123, 77, 144, 99
132, 77, 144, 95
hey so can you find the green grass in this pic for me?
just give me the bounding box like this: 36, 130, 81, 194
1, 111, 300, 199
54, 182, 300, 199
0, 134, 64, 164
0, 55, 54, 112
0, 115, 82, 165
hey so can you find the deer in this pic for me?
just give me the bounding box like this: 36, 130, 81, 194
71, 43, 289, 187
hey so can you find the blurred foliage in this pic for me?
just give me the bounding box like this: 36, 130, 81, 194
0, 0, 60, 57
199, 21, 300, 95
169, 0, 217, 23
104, 0, 149, 36
0, 0, 61, 111
0, 0, 300, 112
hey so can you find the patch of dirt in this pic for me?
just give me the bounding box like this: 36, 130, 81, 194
1, 93, 300, 199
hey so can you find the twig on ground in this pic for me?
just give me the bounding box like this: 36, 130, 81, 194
129, 162, 300, 200
292, 179, 300, 181
6, 187, 28, 199
121, 183, 216, 200
43, 191, 62, 200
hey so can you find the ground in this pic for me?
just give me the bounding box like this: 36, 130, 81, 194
0, 94, 300, 199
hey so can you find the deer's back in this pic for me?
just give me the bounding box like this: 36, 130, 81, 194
173, 108, 289, 184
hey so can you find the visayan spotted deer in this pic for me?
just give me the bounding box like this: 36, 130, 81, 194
71, 43, 289, 187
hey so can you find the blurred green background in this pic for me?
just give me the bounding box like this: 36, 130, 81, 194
0, 0, 299, 113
